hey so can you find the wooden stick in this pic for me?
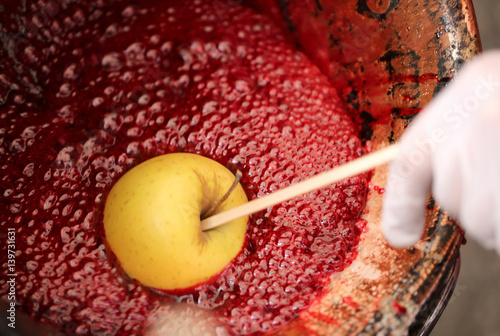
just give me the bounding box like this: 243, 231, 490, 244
201, 143, 400, 231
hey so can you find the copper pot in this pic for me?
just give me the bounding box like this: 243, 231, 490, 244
246, 0, 480, 334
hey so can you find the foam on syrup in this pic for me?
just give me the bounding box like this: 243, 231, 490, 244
0, 1, 368, 335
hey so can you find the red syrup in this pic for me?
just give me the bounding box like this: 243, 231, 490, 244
392, 300, 407, 315
0, 1, 369, 335
368, 182, 385, 195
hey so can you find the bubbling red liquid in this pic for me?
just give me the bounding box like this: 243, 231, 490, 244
0, 1, 368, 335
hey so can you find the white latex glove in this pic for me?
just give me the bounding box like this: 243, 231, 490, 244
382, 51, 500, 255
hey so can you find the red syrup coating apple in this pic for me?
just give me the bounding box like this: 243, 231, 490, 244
0, 0, 368, 335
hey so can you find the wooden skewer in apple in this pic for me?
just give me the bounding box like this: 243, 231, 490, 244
201, 143, 400, 231
103, 144, 399, 292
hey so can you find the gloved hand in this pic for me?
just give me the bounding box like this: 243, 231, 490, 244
382, 51, 500, 255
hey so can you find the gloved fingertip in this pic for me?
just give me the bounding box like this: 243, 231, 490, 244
382, 196, 427, 249
382, 220, 421, 248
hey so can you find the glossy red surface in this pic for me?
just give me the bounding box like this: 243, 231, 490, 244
0, 1, 368, 334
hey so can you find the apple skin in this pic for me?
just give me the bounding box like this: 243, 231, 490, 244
103, 153, 248, 291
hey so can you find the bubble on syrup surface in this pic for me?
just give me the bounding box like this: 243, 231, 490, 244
58, 105, 76, 124
121, 5, 136, 18
63, 64, 80, 80
92, 97, 105, 107
137, 94, 150, 105
22, 163, 35, 177
235, 80, 252, 93
101, 25, 117, 40
55, 146, 78, 169
9, 203, 21, 214
125, 42, 146, 62
26, 260, 38, 271
102, 52, 123, 71
58, 83, 73, 97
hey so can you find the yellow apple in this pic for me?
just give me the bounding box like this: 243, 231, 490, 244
103, 153, 248, 291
